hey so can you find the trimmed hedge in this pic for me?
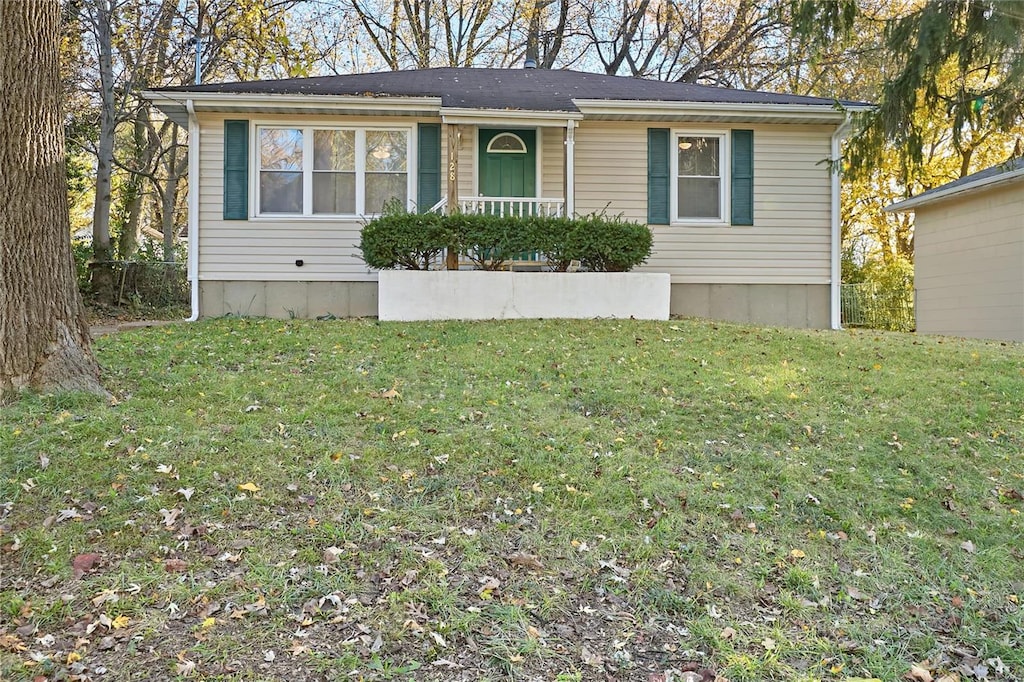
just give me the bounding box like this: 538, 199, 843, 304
360, 212, 652, 272
358, 213, 452, 270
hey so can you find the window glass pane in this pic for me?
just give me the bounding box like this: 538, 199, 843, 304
260, 171, 303, 213
488, 133, 527, 153
365, 172, 408, 214
313, 172, 356, 214
314, 130, 355, 170
678, 177, 720, 219
365, 131, 408, 172
260, 129, 303, 170
678, 136, 719, 176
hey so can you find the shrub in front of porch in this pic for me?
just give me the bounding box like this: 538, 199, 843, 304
358, 212, 454, 270
359, 213, 652, 272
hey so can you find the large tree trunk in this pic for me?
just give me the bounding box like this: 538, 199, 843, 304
0, 0, 105, 399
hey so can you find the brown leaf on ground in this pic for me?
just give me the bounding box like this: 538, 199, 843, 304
906, 663, 934, 682
371, 386, 401, 399
580, 644, 603, 667
163, 558, 188, 573
72, 553, 102, 580
505, 552, 543, 570
0, 634, 27, 652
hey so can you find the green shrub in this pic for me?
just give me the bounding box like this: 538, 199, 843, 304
359, 212, 451, 270
455, 213, 540, 270
540, 214, 653, 272
359, 212, 652, 273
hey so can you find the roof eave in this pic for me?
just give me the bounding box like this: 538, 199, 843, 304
573, 99, 870, 123
141, 90, 444, 125
441, 107, 583, 126
142, 90, 444, 107
885, 168, 1024, 212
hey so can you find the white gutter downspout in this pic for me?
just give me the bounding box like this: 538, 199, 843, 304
185, 99, 200, 321
829, 115, 852, 330
565, 120, 575, 216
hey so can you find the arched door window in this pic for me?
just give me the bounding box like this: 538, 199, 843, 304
486, 132, 528, 153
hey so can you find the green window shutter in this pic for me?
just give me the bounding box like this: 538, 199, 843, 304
417, 123, 441, 213
223, 120, 249, 220
647, 128, 670, 225
731, 129, 754, 226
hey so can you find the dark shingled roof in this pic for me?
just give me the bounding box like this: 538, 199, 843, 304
155, 67, 868, 111
908, 157, 1024, 203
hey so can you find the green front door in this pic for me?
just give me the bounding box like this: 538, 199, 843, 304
479, 129, 536, 198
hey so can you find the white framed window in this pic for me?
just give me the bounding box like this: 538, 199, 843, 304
255, 125, 411, 216
672, 132, 728, 223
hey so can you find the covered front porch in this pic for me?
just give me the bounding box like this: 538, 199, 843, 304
429, 110, 580, 219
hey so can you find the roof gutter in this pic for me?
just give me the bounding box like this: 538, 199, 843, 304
142, 90, 443, 110
441, 107, 583, 126
573, 98, 871, 121
885, 166, 1024, 212
186, 99, 200, 322
830, 114, 852, 330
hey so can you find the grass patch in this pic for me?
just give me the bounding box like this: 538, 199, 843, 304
2, 318, 1023, 680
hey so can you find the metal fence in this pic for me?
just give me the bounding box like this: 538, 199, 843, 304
840, 283, 915, 332
91, 261, 189, 307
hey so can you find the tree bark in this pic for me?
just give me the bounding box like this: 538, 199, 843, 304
0, 0, 105, 399
89, 0, 117, 302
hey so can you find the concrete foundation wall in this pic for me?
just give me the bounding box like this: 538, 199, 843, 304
670, 283, 830, 328
200, 280, 829, 327
379, 271, 670, 321
200, 281, 378, 319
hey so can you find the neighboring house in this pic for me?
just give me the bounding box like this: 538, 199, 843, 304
144, 67, 867, 326
886, 158, 1024, 341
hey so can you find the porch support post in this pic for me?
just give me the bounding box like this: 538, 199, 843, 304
565, 120, 575, 217
445, 123, 459, 270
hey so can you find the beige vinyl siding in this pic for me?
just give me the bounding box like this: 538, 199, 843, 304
574, 122, 834, 284
198, 113, 442, 282
913, 182, 1024, 341
452, 124, 475, 198
541, 127, 564, 198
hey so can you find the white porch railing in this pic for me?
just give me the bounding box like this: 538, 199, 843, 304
458, 197, 565, 217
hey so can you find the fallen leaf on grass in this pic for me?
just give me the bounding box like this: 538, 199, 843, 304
176, 488, 195, 501
960, 540, 976, 554
56, 508, 82, 523
478, 576, 500, 599
237, 482, 260, 493
164, 559, 188, 573
846, 586, 870, 602
323, 546, 344, 564
371, 387, 401, 399
159, 508, 182, 528
905, 664, 933, 682
505, 552, 543, 570
0, 634, 27, 652
720, 626, 737, 640
176, 657, 196, 677
72, 553, 102, 580
581, 645, 603, 667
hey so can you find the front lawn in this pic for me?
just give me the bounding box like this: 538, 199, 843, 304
2, 318, 1022, 681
